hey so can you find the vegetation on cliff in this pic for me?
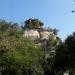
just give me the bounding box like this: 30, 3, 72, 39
0, 18, 75, 75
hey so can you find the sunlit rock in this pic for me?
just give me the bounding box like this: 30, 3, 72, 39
23, 29, 40, 40
40, 30, 53, 40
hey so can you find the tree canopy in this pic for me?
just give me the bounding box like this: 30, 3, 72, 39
22, 18, 44, 29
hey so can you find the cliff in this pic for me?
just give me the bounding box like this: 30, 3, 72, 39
23, 28, 54, 41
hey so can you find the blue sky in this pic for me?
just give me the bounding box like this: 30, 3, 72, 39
0, 0, 75, 40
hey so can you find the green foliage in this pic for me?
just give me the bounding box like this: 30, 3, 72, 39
54, 32, 75, 75
54, 43, 69, 70
22, 18, 44, 29
0, 19, 45, 75
0, 36, 44, 75
0, 20, 10, 33
0, 20, 23, 38
47, 28, 59, 35
2, 18, 74, 75
65, 32, 75, 68
42, 35, 61, 75
0, 19, 64, 75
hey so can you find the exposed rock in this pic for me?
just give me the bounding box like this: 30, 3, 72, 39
23, 29, 40, 40
40, 30, 53, 40
23, 29, 54, 41
23, 28, 58, 53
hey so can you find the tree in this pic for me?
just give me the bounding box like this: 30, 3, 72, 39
22, 18, 44, 29
54, 43, 70, 74
65, 32, 75, 74
0, 20, 23, 38
0, 20, 10, 33
53, 29, 59, 35
8, 22, 23, 37
54, 32, 75, 75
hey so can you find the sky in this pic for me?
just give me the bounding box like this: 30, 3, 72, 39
0, 0, 75, 40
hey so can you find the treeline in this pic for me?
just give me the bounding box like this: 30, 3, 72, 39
0, 19, 75, 75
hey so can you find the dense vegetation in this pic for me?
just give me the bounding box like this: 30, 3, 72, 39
0, 19, 75, 75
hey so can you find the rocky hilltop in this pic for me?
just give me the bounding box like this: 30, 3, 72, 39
23, 18, 59, 53
23, 28, 54, 41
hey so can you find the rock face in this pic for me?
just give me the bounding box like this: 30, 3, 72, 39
23, 28, 57, 53
40, 30, 53, 40
23, 29, 40, 40
23, 29, 53, 40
